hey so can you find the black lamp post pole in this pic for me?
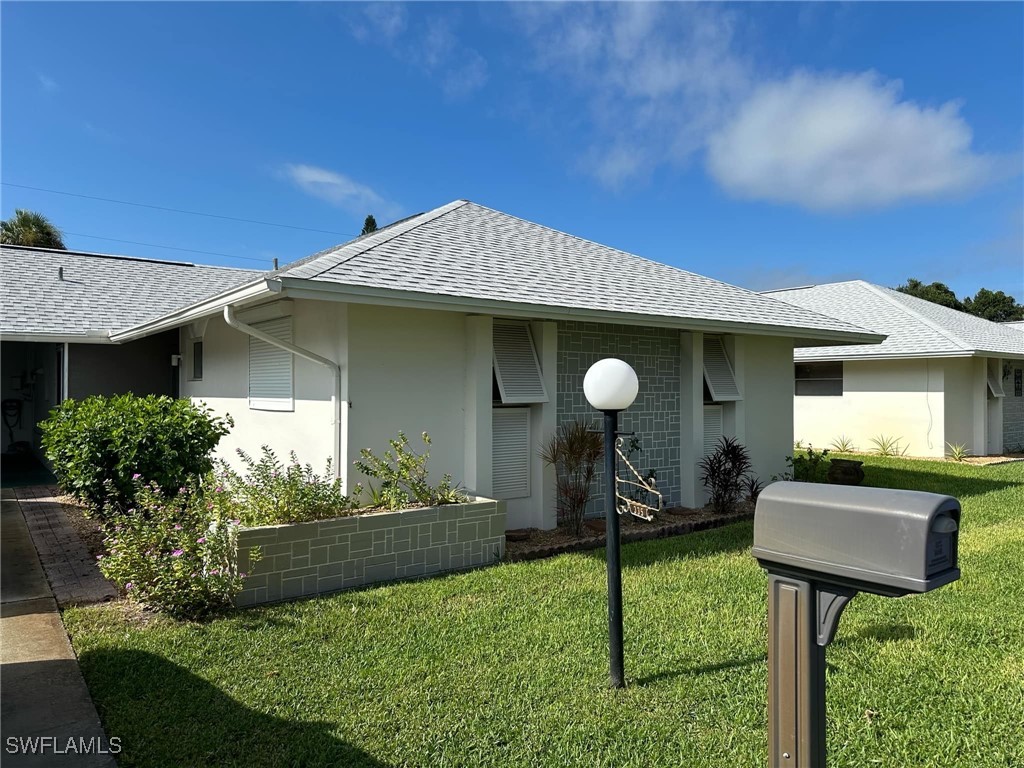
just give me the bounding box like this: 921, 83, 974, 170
604, 408, 625, 689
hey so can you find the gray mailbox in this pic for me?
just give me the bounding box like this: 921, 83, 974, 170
752, 482, 961, 768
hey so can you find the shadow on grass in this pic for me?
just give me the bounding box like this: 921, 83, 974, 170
831, 623, 918, 649
79, 648, 391, 768
585, 520, 754, 569
636, 653, 765, 686
861, 464, 1019, 498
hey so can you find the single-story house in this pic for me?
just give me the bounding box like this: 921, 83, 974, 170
100, 200, 880, 529
0, 244, 256, 456
766, 280, 1024, 457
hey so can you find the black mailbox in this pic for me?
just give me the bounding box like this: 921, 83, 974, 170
753, 482, 960, 596
752, 481, 962, 768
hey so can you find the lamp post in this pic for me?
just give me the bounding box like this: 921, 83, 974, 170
583, 358, 639, 689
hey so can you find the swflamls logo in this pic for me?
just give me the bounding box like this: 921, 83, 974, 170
5, 736, 122, 755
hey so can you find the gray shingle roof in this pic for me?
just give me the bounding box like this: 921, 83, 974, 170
275, 200, 875, 338
1, 245, 260, 339
767, 281, 1024, 360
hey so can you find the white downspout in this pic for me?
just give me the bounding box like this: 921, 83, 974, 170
223, 306, 344, 483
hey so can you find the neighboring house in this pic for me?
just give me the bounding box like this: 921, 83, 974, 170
103, 200, 879, 529
767, 281, 1024, 457
0, 244, 257, 455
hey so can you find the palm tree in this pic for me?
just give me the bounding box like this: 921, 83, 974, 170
1, 209, 67, 249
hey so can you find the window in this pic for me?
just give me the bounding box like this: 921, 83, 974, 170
795, 361, 843, 396
493, 322, 548, 404
189, 340, 203, 381
249, 317, 293, 411
703, 336, 741, 401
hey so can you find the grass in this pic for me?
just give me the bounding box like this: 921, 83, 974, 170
64, 456, 1024, 767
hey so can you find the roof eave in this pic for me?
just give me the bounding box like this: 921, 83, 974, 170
0, 332, 114, 345
108, 278, 277, 343
279, 277, 886, 344
794, 349, 1024, 362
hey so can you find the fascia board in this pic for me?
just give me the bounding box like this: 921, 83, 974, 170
0, 333, 113, 344
279, 278, 887, 346
108, 279, 276, 342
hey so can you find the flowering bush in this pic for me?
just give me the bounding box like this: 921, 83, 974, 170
218, 447, 361, 527
99, 478, 254, 619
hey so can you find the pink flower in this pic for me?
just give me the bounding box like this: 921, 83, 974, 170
171, 549, 184, 557
96, 554, 103, 560
230, 519, 241, 526
196, 537, 206, 544
240, 573, 248, 578
209, 568, 220, 576
173, 524, 182, 530
215, 486, 223, 493
125, 582, 133, 590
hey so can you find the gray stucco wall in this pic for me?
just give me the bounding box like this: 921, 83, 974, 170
557, 321, 681, 515
1004, 363, 1024, 451
68, 330, 179, 400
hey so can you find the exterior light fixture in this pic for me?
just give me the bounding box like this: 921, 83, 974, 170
584, 357, 638, 689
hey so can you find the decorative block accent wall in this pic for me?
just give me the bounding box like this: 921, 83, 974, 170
234, 499, 505, 606
557, 321, 682, 515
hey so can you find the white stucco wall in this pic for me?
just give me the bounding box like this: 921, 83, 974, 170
794, 358, 947, 458
346, 304, 469, 495
742, 336, 794, 485
942, 358, 977, 454
181, 299, 344, 476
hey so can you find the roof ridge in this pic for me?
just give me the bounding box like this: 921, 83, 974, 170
0, 243, 262, 272
282, 200, 471, 281
858, 281, 971, 352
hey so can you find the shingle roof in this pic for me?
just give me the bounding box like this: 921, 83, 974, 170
1, 245, 260, 339
274, 200, 875, 339
767, 281, 1024, 360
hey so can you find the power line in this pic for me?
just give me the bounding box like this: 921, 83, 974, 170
2, 182, 356, 237
63, 231, 270, 265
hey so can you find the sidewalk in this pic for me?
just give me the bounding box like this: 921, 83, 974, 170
1, 489, 117, 767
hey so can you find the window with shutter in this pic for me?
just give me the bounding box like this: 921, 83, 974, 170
703, 405, 724, 456
703, 336, 741, 401
987, 359, 1005, 397
249, 317, 293, 411
492, 407, 531, 499
493, 322, 548, 404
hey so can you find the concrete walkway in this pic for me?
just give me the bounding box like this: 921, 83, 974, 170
1, 489, 117, 767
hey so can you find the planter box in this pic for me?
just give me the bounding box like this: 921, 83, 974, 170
234, 498, 505, 607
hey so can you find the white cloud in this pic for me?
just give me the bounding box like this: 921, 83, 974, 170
281, 164, 401, 220
707, 71, 1005, 211
345, 5, 487, 99
37, 73, 58, 92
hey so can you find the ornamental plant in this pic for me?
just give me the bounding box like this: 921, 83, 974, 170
218, 447, 361, 526
40, 394, 232, 516
98, 477, 253, 619
699, 436, 754, 514
354, 431, 467, 511
539, 420, 603, 535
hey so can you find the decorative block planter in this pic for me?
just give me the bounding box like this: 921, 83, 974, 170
234, 498, 505, 607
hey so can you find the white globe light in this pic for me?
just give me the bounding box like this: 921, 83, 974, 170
584, 358, 639, 412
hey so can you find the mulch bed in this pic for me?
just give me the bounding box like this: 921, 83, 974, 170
59, 493, 107, 560
504, 504, 754, 563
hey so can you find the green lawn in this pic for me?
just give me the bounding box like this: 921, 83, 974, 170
64, 456, 1024, 767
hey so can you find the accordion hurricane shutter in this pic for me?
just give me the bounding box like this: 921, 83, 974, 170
493, 322, 549, 404
249, 317, 293, 411
492, 407, 531, 498
703, 336, 741, 401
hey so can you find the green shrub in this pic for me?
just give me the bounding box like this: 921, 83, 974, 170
354, 431, 467, 512
98, 478, 253, 619
40, 394, 232, 515
699, 437, 754, 514
219, 447, 361, 526
870, 434, 907, 457
774, 444, 831, 483
539, 420, 604, 535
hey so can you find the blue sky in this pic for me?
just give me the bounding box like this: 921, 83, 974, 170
3, 2, 1022, 300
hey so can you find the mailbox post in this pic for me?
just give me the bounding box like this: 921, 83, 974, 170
753, 482, 961, 767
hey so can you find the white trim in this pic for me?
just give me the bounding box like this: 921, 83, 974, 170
0, 333, 113, 344
987, 359, 1005, 397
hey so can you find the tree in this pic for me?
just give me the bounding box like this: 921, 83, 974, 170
1, 209, 67, 249
963, 288, 1024, 322
360, 215, 378, 236
895, 278, 963, 311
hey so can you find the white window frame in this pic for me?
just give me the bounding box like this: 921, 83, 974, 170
795, 361, 844, 397
493, 321, 549, 405
188, 338, 203, 382
249, 317, 294, 412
